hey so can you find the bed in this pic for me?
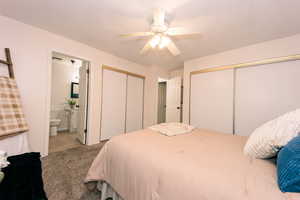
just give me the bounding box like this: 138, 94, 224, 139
85, 128, 299, 200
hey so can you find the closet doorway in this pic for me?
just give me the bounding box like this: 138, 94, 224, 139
49, 52, 90, 153
157, 80, 167, 124
100, 66, 145, 141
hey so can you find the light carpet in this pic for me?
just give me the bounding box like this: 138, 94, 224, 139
42, 143, 105, 200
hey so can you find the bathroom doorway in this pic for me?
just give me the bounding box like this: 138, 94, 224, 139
49, 52, 89, 153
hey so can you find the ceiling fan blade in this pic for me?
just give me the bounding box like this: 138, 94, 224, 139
120, 32, 154, 37
153, 8, 165, 26
140, 40, 152, 54
167, 39, 181, 56
166, 27, 201, 36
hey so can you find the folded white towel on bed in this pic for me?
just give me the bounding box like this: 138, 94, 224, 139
149, 122, 195, 136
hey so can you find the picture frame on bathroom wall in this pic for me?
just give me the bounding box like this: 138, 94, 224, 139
71, 82, 79, 98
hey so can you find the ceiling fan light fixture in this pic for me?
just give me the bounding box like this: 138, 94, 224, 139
149, 35, 161, 48
159, 36, 171, 49
121, 8, 200, 56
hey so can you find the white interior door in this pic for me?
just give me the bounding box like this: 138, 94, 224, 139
77, 63, 88, 144
235, 60, 300, 136
190, 70, 234, 133
126, 75, 144, 132
166, 77, 182, 123
101, 69, 127, 141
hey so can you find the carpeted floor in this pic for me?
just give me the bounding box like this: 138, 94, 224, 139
42, 142, 105, 200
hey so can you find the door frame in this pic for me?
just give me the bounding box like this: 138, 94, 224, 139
45, 51, 90, 155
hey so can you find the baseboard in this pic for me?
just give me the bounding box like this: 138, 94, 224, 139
57, 128, 68, 132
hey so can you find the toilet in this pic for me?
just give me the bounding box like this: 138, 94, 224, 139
50, 119, 61, 136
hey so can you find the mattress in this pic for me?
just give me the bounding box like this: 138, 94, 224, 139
86, 128, 299, 200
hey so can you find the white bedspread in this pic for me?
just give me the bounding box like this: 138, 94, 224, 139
86, 129, 300, 200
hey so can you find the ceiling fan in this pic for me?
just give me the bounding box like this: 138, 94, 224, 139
120, 8, 200, 56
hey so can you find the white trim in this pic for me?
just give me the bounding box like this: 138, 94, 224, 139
43, 49, 52, 156
57, 128, 69, 132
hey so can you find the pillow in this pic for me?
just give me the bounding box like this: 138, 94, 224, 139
244, 109, 300, 158
277, 135, 300, 193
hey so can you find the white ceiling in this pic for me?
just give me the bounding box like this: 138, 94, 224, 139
0, 0, 300, 70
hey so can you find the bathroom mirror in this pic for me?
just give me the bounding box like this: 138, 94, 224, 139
71, 82, 79, 98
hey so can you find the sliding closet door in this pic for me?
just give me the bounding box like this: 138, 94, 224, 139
190, 69, 234, 133
101, 69, 127, 140
126, 75, 144, 132
235, 60, 300, 136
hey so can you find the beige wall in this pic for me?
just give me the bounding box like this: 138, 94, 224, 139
145, 66, 170, 125
183, 33, 300, 124
169, 68, 183, 79
0, 15, 168, 156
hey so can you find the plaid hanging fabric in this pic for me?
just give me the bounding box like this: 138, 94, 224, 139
0, 76, 29, 139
